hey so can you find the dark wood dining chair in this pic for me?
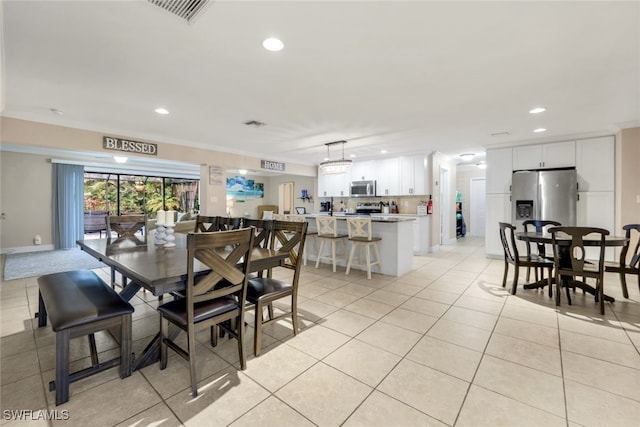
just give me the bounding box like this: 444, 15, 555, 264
605, 224, 640, 298
246, 220, 308, 356
549, 226, 609, 314
216, 216, 243, 231
499, 222, 554, 296
157, 228, 254, 397
106, 214, 147, 289
522, 220, 561, 281
242, 218, 273, 249
194, 215, 218, 232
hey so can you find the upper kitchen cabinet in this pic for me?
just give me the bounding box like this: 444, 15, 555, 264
576, 136, 614, 192
486, 148, 513, 194
317, 169, 349, 197
376, 157, 399, 196
349, 160, 377, 182
512, 141, 575, 170
399, 155, 428, 195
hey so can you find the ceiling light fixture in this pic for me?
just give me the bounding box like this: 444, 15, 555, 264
113, 156, 128, 164
319, 140, 352, 175
238, 169, 248, 175
533, 128, 547, 133
155, 107, 169, 115
460, 153, 475, 161
380, 150, 387, 154
263, 38, 284, 52
476, 163, 487, 169
529, 107, 547, 114
349, 154, 356, 158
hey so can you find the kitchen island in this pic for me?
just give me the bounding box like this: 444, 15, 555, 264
304, 214, 415, 277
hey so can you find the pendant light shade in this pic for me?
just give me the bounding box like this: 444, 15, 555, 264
319, 140, 352, 175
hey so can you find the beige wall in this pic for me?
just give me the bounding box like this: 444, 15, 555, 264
0, 152, 53, 250
0, 117, 316, 252
616, 127, 640, 263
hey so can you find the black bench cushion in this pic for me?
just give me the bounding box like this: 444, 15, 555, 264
38, 270, 134, 332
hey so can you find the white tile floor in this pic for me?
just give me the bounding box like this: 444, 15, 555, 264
2, 237, 640, 426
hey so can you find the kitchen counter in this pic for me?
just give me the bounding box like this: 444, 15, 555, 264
304, 215, 414, 276
305, 213, 415, 223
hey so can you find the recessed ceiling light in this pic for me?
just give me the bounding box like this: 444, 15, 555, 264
349, 154, 356, 158
533, 128, 547, 133
460, 153, 475, 161
50, 108, 64, 115
529, 107, 547, 114
113, 156, 128, 163
380, 150, 387, 154
263, 38, 284, 52
155, 107, 169, 115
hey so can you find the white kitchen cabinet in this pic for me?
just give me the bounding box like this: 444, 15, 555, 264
576, 136, 614, 192
376, 158, 399, 196
512, 141, 575, 170
485, 193, 511, 257
577, 191, 615, 261
350, 160, 376, 183
317, 169, 349, 197
399, 155, 428, 195
486, 148, 513, 194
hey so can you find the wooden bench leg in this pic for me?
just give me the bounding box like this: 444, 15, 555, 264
38, 291, 47, 328
120, 314, 132, 378
55, 329, 71, 406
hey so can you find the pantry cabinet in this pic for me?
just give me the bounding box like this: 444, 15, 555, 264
399, 155, 428, 195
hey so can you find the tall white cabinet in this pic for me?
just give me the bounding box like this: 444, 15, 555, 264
485, 148, 513, 256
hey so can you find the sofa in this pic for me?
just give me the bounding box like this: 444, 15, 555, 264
146, 212, 196, 234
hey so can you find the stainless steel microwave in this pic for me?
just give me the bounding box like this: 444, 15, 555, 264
350, 180, 376, 197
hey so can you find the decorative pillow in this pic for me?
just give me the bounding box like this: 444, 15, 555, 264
262, 211, 273, 220
178, 212, 192, 222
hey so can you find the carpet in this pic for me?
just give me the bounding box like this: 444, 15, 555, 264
3, 249, 106, 280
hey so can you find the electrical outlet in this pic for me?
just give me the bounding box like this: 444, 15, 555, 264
34, 235, 42, 245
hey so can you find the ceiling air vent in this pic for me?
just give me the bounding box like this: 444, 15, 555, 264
148, 0, 210, 24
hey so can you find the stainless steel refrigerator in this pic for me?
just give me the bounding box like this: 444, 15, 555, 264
512, 169, 577, 229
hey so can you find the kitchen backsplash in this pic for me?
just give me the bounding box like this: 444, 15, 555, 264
327, 196, 429, 214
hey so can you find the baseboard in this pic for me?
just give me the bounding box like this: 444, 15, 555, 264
1, 244, 55, 255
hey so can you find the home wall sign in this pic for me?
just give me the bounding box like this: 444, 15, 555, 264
261, 160, 285, 172
103, 136, 158, 156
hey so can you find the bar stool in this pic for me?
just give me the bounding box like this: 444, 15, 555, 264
315, 216, 347, 272
345, 217, 381, 279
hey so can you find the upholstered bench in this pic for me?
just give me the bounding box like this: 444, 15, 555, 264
37, 270, 134, 405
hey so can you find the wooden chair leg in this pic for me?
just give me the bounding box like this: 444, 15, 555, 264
88, 333, 99, 366
365, 244, 372, 280
331, 241, 337, 272
547, 268, 553, 298
159, 315, 168, 370
120, 314, 132, 378
345, 243, 357, 275
291, 295, 299, 336
502, 262, 508, 288
511, 267, 519, 295
187, 328, 197, 397
254, 302, 263, 357
619, 272, 629, 299
237, 313, 246, 370
315, 240, 325, 269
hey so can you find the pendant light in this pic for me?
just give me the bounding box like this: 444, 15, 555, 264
319, 140, 352, 175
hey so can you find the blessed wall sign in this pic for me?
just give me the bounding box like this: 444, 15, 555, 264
103, 136, 158, 156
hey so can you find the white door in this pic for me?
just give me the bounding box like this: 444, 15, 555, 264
470, 178, 486, 236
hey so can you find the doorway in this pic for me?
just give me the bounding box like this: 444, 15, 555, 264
469, 177, 486, 236
279, 182, 294, 214
439, 168, 450, 244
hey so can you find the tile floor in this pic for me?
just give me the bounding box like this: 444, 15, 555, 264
1, 237, 640, 426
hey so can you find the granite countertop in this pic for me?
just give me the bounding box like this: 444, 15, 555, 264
305, 214, 415, 223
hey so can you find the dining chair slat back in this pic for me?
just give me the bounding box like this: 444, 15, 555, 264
157, 227, 255, 397
194, 215, 218, 232
549, 226, 609, 314
605, 224, 640, 298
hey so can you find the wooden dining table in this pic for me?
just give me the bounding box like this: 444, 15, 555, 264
77, 232, 288, 370
515, 231, 627, 304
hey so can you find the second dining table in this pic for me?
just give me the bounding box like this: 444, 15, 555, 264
77, 231, 289, 370
515, 230, 627, 304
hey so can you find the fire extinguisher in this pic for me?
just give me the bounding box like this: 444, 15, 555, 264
427, 195, 433, 215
